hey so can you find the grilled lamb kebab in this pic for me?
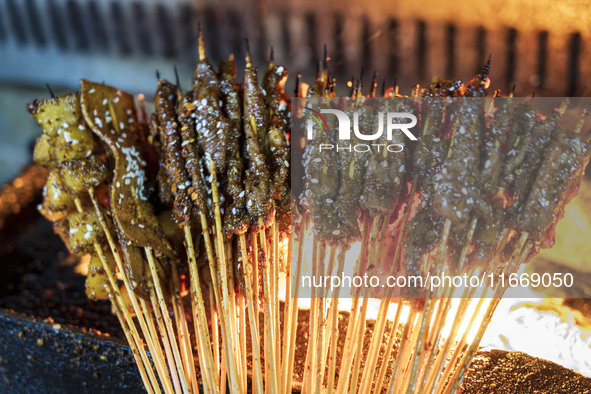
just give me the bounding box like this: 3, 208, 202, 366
262, 57, 290, 201
468, 94, 514, 268
80, 80, 174, 296
218, 55, 249, 237
505, 101, 568, 227
332, 89, 373, 244
402, 79, 464, 275
361, 94, 416, 215
515, 112, 591, 248
302, 74, 340, 241
155, 78, 195, 227
433, 66, 491, 230
243, 50, 273, 231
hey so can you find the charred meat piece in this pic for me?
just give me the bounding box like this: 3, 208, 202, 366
155, 79, 194, 227
361, 96, 416, 214
243, 55, 273, 230
481, 96, 513, 196
262, 60, 290, 201
302, 74, 339, 241
177, 93, 209, 221
516, 124, 591, 245
331, 98, 373, 243
413, 79, 464, 190
219, 56, 248, 236
433, 66, 492, 229
469, 201, 505, 269
505, 102, 567, 225
433, 99, 486, 229
193, 53, 230, 175
498, 102, 539, 192
80, 80, 174, 260
150, 113, 174, 206
403, 195, 444, 276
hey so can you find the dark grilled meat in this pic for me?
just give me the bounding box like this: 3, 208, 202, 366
302, 76, 340, 240
243, 54, 273, 230
516, 125, 591, 245
150, 113, 174, 206
177, 93, 209, 217
361, 96, 416, 214
262, 61, 290, 201
155, 79, 193, 227
505, 102, 567, 226
80, 80, 173, 260
331, 98, 373, 243
413, 79, 464, 190
218, 56, 249, 236
193, 54, 230, 175
481, 96, 513, 196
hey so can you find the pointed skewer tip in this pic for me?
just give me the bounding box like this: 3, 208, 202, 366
174, 65, 182, 91
46, 83, 55, 99
245, 38, 252, 67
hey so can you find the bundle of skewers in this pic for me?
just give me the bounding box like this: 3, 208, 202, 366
27, 28, 591, 393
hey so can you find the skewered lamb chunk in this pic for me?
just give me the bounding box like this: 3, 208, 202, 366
192, 49, 230, 176
80, 80, 174, 261
262, 58, 290, 201
302, 75, 341, 240
243, 52, 273, 230
155, 79, 194, 227
327, 84, 375, 244
505, 101, 568, 226
433, 66, 491, 229
516, 120, 591, 246
218, 56, 249, 236
361, 95, 416, 215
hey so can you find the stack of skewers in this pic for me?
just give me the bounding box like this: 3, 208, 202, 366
27, 30, 591, 393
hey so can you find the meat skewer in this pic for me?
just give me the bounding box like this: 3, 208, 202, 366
190, 32, 244, 393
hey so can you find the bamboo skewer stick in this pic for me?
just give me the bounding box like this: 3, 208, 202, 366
138, 294, 178, 394
80, 195, 166, 393
388, 302, 420, 394
347, 295, 370, 393
335, 217, 371, 394
240, 297, 248, 392
422, 228, 512, 393
444, 236, 532, 394
112, 303, 158, 394
325, 247, 347, 392
312, 244, 328, 394
145, 248, 191, 394
208, 161, 242, 394
281, 229, 293, 393
284, 219, 307, 394
271, 219, 281, 369
208, 285, 220, 380
318, 246, 338, 386
224, 240, 244, 392
258, 219, 280, 394
302, 238, 319, 393
184, 225, 219, 392
334, 297, 359, 394
374, 300, 404, 392
239, 234, 264, 394
358, 296, 390, 393
149, 287, 183, 394
93, 245, 161, 394
170, 263, 198, 394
